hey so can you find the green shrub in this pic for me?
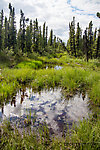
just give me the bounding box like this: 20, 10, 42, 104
16, 60, 42, 69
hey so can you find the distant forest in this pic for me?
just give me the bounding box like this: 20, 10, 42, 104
0, 3, 100, 61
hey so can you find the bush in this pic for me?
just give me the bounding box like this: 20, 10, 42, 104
15, 60, 42, 69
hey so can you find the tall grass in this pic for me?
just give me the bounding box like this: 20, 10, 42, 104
31, 67, 100, 106
32, 68, 63, 89
0, 68, 35, 103
70, 118, 100, 150
0, 66, 100, 106
1, 68, 35, 83
0, 117, 100, 150
89, 81, 100, 105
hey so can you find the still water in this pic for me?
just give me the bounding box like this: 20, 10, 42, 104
0, 87, 90, 134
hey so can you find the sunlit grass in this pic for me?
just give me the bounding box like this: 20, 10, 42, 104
31, 67, 100, 106
0, 117, 100, 150
15, 60, 42, 69
70, 118, 100, 150
0, 65, 100, 106
89, 81, 100, 105
0, 55, 100, 149
38, 53, 100, 71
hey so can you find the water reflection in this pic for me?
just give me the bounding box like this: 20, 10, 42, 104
54, 66, 63, 70
0, 88, 90, 134
45, 65, 63, 70
11, 96, 16, 107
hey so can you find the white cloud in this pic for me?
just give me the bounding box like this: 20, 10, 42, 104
70, 0, 100, 13
1, 0, 100, 42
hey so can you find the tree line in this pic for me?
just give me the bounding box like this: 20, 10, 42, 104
0, 3, 100, 61
0, 3, 66, 58
67, 16, 100, 61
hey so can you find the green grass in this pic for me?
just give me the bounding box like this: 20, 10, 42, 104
38, 53, 100, 71
1, 68, 35, 83
30, 67, 100, 106
0, 68, 35, 104
0, 55, 100, 149
0, 117, 100, 150
0, 65, 100, 105
69, 118, 100, 150
15, 60, 42, 69
89, 81, 100, 105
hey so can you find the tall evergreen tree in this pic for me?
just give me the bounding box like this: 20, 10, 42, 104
25, 26, 32, 53
75, 22, 82, 56
30, 19, 32, 33
35, 18, 39, 52
8, 3, 16, 52
96, 28, 100, 58
88, 21, 93, 59
19, 9, 26, 52
38, 26, 42, 54
83, 28, 89, 62
43, 22, 46, 48
93, 28, 97, 58
46, 26, 48, 46
32, 18, 39, 52
53, 35, 57, 48
48, 29, 53, 46
4, 17, 8, 49
0, 10, 4, 51
32, 20, 36, 52
69, 17, 76, 57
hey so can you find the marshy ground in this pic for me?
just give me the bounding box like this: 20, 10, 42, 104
0, 55, 100, 150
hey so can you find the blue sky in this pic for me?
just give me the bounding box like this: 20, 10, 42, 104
1, 0, 100, 43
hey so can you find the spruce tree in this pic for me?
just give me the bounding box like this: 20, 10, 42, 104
35, 18, 39, 52
38, 26, 41, 52
8, 3, 16, 52
46, 26, 48, 46
48, 29, 53, 46
30, 19, 32, 33
96, 28, 100, 58
0, 10, 4, 51
83, 28, 89, 62
25, 26, 32, 53
32, 18, 39, 52
43, 22, 46, 48
4, 17, 8, 49
75, 22, 82, 56
53, 35, 57, 48
69, 17, 76, 57
19, 9, 26, 52
88, 21, 93, 59
93, 28, 97, 58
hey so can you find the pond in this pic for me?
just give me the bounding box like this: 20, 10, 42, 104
45, 65, 63, 70
0, 87, 91, 135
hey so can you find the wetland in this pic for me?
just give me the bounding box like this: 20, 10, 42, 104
0, 58, 100, 150
0, 87, 91, 136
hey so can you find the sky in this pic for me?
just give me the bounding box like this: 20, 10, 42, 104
0, 0, 100, 43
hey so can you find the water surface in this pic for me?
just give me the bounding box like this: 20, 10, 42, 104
0, 87, 90, 134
